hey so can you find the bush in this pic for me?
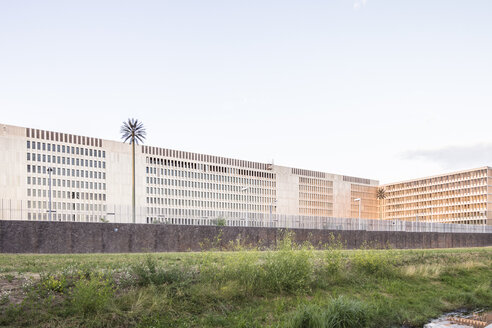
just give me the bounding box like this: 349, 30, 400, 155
324, 296, 367, 328
287, 304, 325, 328
214, 218, 227, 226
222, 252, 263, 296
351, 250, 395, 278
69, 274, 113, 315
132, 255, 185, 287
287, 297, 368, 328
322, 234, 344, 275
263, 233, 314, 293
38, 273, 68, 295
200, 233, 314, 295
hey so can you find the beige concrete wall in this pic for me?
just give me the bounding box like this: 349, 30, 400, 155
332, 175, 352, 218
273, 165, 299, 215
104, 139, 133, 222
0, 125, 27, 218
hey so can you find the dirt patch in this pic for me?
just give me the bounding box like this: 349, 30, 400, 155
0, 273, 40, 305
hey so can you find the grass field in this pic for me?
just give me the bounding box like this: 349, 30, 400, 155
0, 234, 491, 327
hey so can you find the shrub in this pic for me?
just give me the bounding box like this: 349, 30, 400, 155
200, 233, 314, 295
324, 296, 367, 328
351, 250, 395, 278
214, 217, 227, 226
3, 274, 14, 283
263, 232, 314, 293
287, 297, 368, 328
473, 282, 492, 301
323, 234, 344, 275
287, 304, 325, 328
40, 274, 67, 293
222, 252, 263, 295
69, 273, 113, 315
132, 255, 186, 287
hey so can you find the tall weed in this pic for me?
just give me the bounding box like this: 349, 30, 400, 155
263, 232, 314, 293
132, 255, 186, 287
324, 296, 367, 328
351, 248, 397, 278
69, 273, 113, 315
321, 234, 345, 275
287, 297, 368, 328
287, 304, 325, 328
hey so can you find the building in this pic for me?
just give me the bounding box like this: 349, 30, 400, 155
0, 123, 378, 223
1, 123, 490, 225
381, 167, 492, 225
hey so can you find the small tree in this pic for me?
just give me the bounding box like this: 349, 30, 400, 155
121, 119, 146, 223
376, 187, 386, 220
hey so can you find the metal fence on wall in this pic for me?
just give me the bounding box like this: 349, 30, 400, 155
0, 199, 491, 234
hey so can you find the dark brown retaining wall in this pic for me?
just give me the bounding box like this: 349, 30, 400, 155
1, 220, 491, 253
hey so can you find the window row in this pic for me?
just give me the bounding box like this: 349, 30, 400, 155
386, 170, 488, 191
299, 177, 333, 187
27, 140, 105, 157
27, 200, 105, 210
146, 193, 275, 205
27, 213, 104, 222
299, 192, 333, 202
299, 200, 334, 208
146, 182, 275, 195
27, 165, 105, 179
27, 153, 106, 169
299, 185, 333, 194
146, 168, 276, 187
299, 208, 333, 216
145, 200, 271, 212
386, 187, 488, 201
145, 151, 271, 172
27, 188, 106, 201
27, 177, 106, 190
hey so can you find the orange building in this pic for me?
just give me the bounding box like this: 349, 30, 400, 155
381, 167, 491, 225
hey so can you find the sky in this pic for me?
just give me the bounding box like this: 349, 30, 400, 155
0, 0, 491, 184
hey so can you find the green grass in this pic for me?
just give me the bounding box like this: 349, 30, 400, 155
0, 236, 491, 327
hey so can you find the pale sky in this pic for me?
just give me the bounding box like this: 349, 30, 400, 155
1, 1, 491, 184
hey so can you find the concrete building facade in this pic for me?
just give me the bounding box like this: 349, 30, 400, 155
381, 167, 492, 225
0, 123, 378, 223
1, 123, 490, 225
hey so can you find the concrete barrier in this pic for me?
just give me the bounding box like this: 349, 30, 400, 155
1, 220, 491, 253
